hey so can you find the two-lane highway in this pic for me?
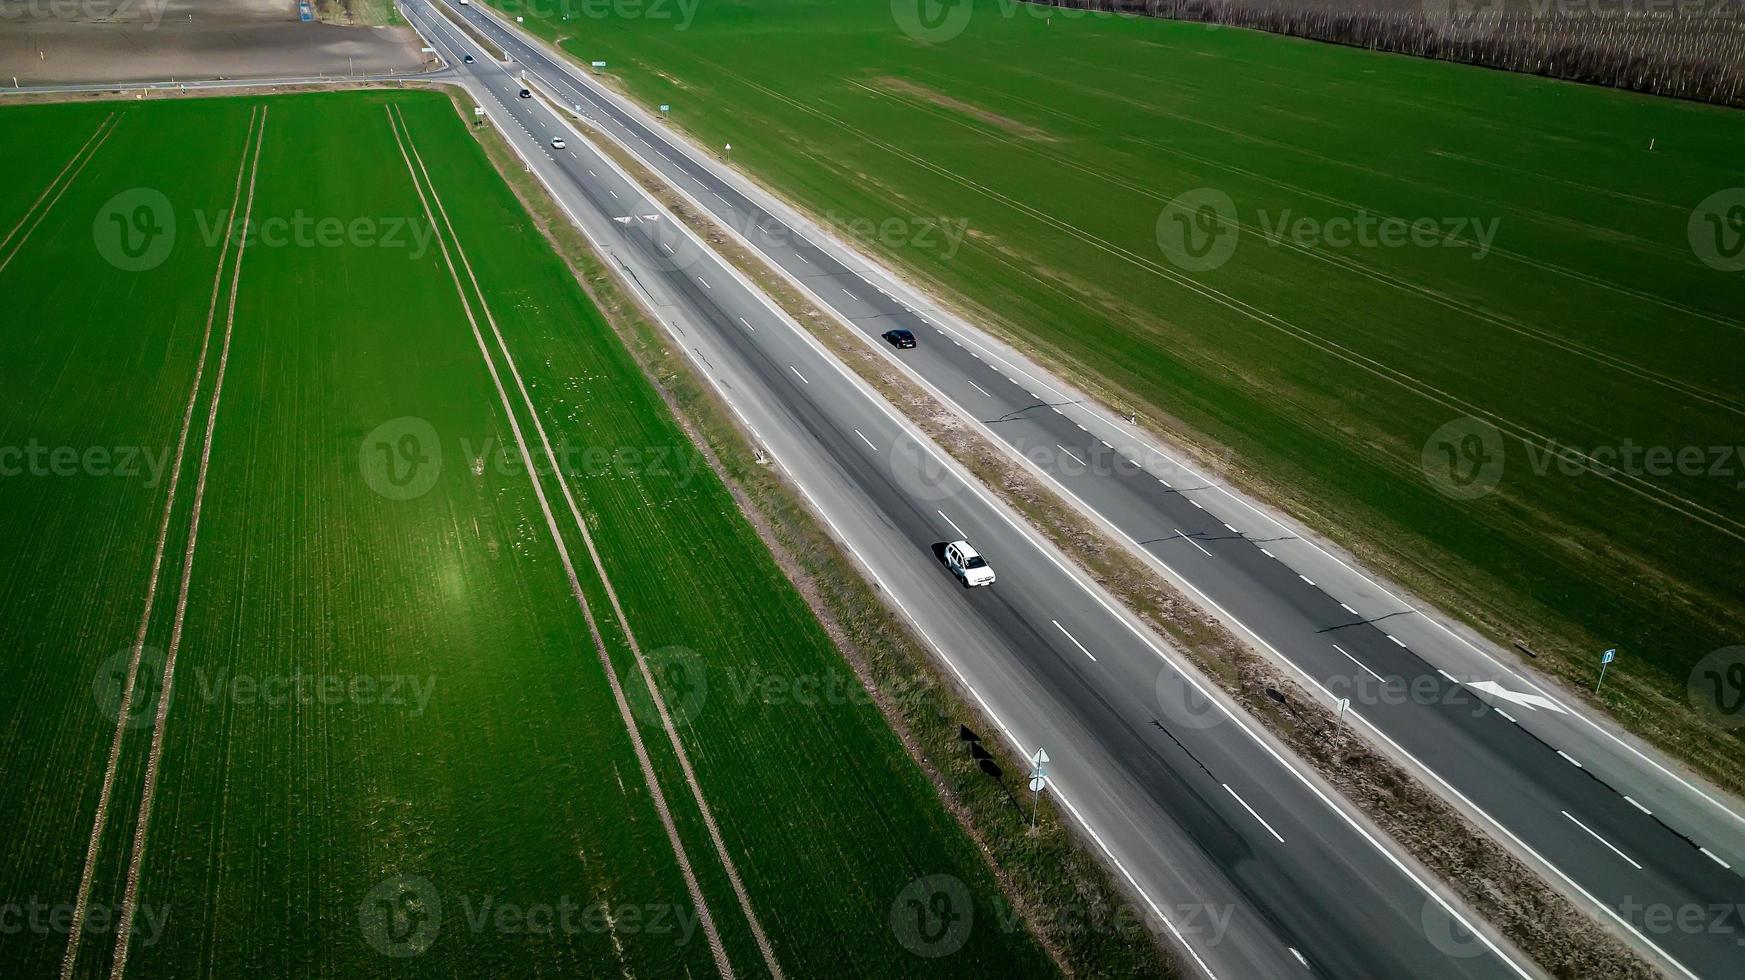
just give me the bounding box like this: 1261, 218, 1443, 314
407, 6, 1745, 976
398, 3, 1535, 976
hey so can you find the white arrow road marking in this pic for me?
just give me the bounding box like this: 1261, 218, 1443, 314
1466, 680, 1569, 714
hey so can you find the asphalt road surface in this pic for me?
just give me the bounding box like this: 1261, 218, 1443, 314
404, 4, 1743, 976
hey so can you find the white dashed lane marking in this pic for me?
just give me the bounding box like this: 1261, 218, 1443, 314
1052, 620, 1097, 662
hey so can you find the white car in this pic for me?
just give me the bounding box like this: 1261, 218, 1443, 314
551, 137, 567, 149
944, 540, 995, 587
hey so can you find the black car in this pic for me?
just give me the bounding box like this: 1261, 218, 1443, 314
882, 328, 917, 349
518, 88, 532, 99
463, 54, 475, 64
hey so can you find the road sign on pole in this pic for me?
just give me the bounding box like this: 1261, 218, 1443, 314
1028, 748, 1050, 830
1596, 648, 1617, 693
1336, 697, 1350, 725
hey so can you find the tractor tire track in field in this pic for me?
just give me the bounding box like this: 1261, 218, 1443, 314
0, 112, 123, 278
58, 105, 262, 980
383, 103, 750, 980
0, 111, 116, 255
392, 102, 787, 980
108, 105, 269, 980
854, 77, 1745, 419
673, 54, 1745, 543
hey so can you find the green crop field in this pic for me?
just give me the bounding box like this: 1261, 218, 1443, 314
487, 0, 1745, 781
0, 90, 1052, 979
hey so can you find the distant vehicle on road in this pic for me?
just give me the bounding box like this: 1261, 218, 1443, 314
551, 137, 567, 149
518, 88, 531, 99
463, 54, 474, 64
944, 540, 995, 587
882, 328, 916, 349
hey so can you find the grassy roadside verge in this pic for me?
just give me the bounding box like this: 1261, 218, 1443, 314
443, 85, 1183, 978
565, 101, 1660, 980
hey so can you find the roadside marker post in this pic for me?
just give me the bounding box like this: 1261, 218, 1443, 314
1596, 648, 1617, 693
1028, 748, 1050, 831
1336, 697, 1350, 726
